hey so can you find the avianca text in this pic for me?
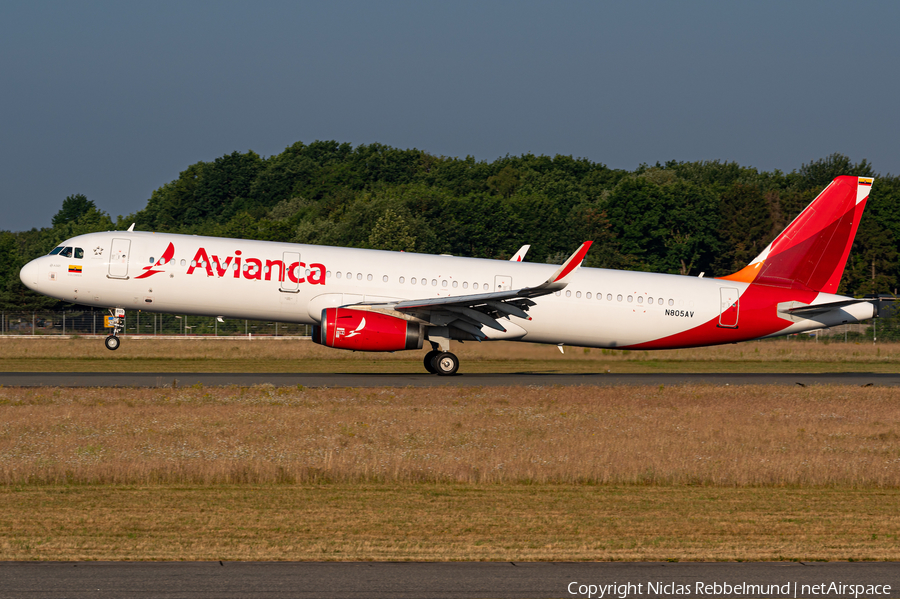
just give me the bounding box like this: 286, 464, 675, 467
186, 248, 326, 285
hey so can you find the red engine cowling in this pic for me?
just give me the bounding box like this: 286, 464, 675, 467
312, 308, 424, 351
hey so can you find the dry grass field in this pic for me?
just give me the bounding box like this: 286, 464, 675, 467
2, 384, 899, 487
3, 484, 898, 561
2, 339, 899, 561
1, 336, 898, 373
2, 383, 900, 561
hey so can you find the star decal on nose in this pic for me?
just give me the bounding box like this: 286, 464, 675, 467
94, 246, 103, 255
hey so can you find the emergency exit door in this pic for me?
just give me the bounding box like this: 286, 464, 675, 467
108, 238, 131, 279
719, 287, 740, 328
280, 251, 301, 292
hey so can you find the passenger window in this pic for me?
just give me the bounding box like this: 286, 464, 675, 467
473, 283, 479, 290
463, 282, 468, 289
627, 295, 633, 303
637, 296, 643, 304
432, 279, 437, 286
336, 272, 342, 279
181, 259, 186, 266
49, 247, 63, 255
565, 290, 571, 297
326, 270, 331, 278
60, 247, 73, 258
367, 274, 373, 281
586, 292, 592, 299
383, 275, 388, 282
607, 294, 612, 301
452, 281, 458, 288
346, 272, 352, 279
411, 277, 417, 285
668, 299, 674, 306
647, 297, 653, 305
74, 248, 84, 259
442, 280, 447, 288
617, 294, 623, 302
399, 276, 405, 284
576, 291, 582, 298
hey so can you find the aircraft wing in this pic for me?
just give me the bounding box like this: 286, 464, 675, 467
359, 242, 592, 339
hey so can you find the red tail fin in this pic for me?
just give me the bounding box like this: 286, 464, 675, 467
721, 176, 873, 293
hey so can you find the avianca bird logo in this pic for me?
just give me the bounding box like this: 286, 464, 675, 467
135, 242, 175, 279
345, 318, 366, 338
338, 318, 367, 339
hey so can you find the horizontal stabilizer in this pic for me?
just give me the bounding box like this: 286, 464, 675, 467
780, 299, 873, 317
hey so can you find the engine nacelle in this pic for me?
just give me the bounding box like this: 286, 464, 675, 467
312, 308, 424, 351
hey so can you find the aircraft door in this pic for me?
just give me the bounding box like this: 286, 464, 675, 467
280, 251, 301, 292
108, 238, 131, 279
494, 275, 512, 292
719, 287, 739, 328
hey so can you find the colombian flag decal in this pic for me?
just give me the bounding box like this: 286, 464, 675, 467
68, 265, 82, 273
860, 178, 873, 186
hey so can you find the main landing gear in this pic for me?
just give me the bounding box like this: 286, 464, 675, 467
105, 308, 125, 351
423, 347, 460, 376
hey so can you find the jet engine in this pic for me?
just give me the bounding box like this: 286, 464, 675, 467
312, 308, 424, 351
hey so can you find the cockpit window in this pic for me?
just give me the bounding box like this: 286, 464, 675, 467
74, 247, 84, 259
59, 247, 73, 258
49, 247, 63, 255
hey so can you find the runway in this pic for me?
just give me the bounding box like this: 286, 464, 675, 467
1, 371, 898, 387
2, 561, 898, 599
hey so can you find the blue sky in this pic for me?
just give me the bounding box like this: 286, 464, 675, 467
2, 1, 898, 231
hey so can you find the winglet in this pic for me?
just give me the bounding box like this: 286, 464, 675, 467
547, 241, 592, 285
510, 245, 530, 262
518, 241, 592, 297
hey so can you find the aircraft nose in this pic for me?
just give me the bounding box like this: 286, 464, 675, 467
19, 259, 40, 290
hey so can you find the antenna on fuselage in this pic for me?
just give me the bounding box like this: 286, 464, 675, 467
127, 223, 135, 232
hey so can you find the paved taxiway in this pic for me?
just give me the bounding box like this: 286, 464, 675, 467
2, 371, 898, 387
3, 561, 899, 599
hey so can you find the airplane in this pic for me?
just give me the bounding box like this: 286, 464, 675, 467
19, 175, 876, 375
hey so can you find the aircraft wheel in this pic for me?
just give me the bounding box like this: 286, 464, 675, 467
433, 352, 459, 376
104, 335, 120, 351
423, 350, 440, 374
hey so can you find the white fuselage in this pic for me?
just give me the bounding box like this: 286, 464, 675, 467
19, 231, 873, 349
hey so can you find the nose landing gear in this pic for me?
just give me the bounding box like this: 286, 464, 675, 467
104, 335, 120, 351
105, 308, 125, 351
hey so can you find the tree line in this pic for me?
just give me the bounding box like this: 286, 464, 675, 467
1, 141, 897, 311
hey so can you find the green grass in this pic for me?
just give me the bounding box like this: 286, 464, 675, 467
1, 337, 898, 373
2, 484, 898, 561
